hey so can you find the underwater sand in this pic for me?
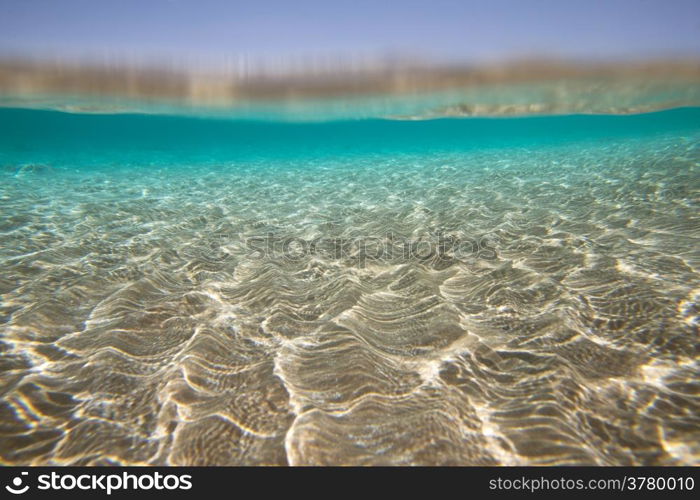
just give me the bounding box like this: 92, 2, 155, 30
0, 107, 699, 465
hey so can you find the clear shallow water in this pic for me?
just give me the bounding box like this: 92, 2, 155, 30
0, 107, 699, 465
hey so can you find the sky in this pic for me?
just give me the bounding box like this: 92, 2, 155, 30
0, 0, 699, 65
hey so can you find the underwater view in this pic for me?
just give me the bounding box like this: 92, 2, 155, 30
1, 0, 700, 472
0, 102, 698, 466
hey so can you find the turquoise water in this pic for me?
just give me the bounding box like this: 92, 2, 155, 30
2, 106, 700, 166
1, 105, 699, 465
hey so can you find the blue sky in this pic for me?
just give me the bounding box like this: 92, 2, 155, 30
1, 0, 699, 64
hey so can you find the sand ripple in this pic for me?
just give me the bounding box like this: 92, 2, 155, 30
1, 133, 698, 465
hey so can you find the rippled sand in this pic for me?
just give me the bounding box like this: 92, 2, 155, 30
1, 130, 699, 465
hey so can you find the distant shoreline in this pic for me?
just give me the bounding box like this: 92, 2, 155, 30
1, 58, 699, 118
